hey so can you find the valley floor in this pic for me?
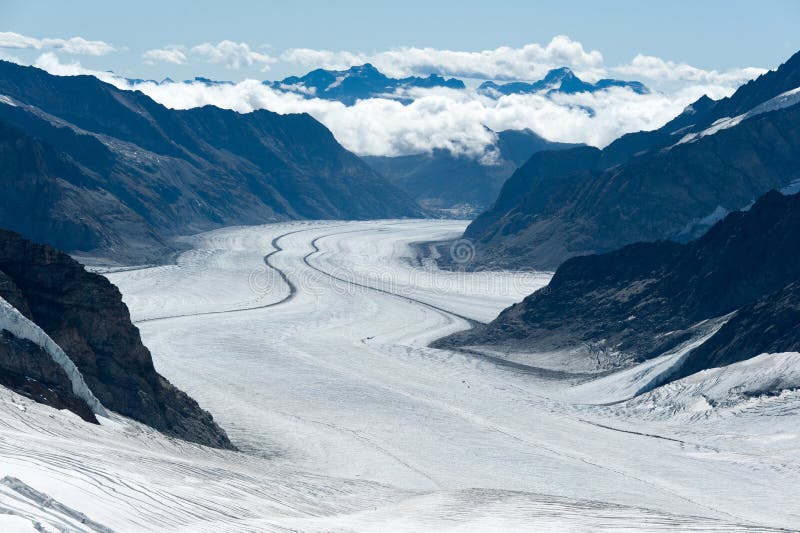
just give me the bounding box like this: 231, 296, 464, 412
1, 220, 798, 531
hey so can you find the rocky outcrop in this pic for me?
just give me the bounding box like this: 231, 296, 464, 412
0, 329, 97, 423
0, 229, 234, 449
439, 190, 800, 381
671, 281, 800, 382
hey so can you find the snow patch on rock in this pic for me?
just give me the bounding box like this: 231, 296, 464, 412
675, 86, 800, 147
0, 296, 107, 416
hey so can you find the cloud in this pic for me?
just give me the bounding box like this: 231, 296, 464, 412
276, 37, 767, 91
22, 45, 765, 162
281, 35, 605, 81
125, 76, 732, 158
0, 31, 115, 55
614, 54, 767, 86
190, 40, 275, 70
31, 53, 127, 87
143, 47, 187, 65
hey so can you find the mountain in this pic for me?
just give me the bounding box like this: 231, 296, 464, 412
0, 228, 233, 448
439, 190, 800, 391
363, 129, 580, 215
0, 60, 423, 262
270, 63, 465, 105
464, 50, 800, 269
479, 67, 648, 97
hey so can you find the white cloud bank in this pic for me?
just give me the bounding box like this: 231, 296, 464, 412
278, 36, 764, 88
9, 33, 769, 160
124, 76, 735, 158
615, 54, 767, 86
281, 35, 605, 81
0, 31, 115, 56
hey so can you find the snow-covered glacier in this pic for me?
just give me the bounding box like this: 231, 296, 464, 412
1, 220, 798, 531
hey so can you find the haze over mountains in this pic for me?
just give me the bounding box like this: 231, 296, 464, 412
364, 128, 580, 214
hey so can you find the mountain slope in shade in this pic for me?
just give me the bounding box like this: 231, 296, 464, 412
479, 67, 648, 97
0, 228, 234, 449
465, 50, 800, 269
0, 60, 423, 261
439, 190, 800, 391
363, 129, 580, 214
270, 63, 465, 104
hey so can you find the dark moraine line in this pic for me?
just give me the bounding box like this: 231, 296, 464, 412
302, 230, 484, 326
135, 227, 315, 324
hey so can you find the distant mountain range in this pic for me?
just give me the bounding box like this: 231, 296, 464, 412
464, 50, 800, 269
364, 129, 580, 215
0, 60, 423, 262
438, 188, 800, 395
478, 67, 649, 97
149, 63, 647, 106
267, 64, 646, 105
269, 63, 465, 105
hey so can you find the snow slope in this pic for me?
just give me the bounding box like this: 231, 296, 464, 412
1, 219, 798, 530
676, 86, 800, 145
1, 383, 780, 532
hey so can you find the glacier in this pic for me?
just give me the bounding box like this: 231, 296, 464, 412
0, 219, 798, 531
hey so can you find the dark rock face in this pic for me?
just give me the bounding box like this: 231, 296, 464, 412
0, 229, 234, 449
0, 60, 423, 262
478, 67, 648, 97
440, 191, 800, 381
0, 330, 97, 423
364, 129, 580, 213
672, 282, 800, 382
465, 50, 800, 269
271, 63, 465, 105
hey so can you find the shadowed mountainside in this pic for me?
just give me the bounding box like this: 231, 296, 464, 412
0, 60, 423, 262
439, 190, 800, 389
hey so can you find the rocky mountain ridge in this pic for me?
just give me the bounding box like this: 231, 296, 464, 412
0, 60, 423, 263
0, 229, 234, 449
463, 50, 800, 269
439, 189, 800, 393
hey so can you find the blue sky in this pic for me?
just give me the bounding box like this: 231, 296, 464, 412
2, 0, 798, 158
2, 0, 798, 81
